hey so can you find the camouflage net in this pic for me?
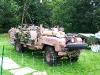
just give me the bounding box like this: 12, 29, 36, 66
14, 28, 31, 43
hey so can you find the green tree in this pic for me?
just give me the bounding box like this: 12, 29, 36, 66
14, 0, 52, 27
52, 0, 100, 33
0, 0, 20, 28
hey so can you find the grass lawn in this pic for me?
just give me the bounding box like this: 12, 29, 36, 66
0, 33, 100, 75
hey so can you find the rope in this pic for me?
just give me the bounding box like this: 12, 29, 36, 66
0, 45, 4, 75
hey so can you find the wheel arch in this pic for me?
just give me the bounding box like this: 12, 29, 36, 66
42, 44, 55, 51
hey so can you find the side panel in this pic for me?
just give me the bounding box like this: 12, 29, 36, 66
40, 36, 65, 52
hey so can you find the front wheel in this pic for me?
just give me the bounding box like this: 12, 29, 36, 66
44, 46, 57, 66
67, 56, 79, 62
15, 40, 24, 52
67, 50, 80, 62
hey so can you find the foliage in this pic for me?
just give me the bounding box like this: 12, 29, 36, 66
29, 0, 52, 27
14, 0, 52, 27
0, 0, 100, 33
52, 0, 100, 33
0, 0, 20, 28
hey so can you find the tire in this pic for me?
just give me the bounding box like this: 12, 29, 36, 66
67, 56, 78, 62
67, 50, 80, 62
44, 46, 57, 66
66, 43, 88, 50
57, 56, 62, 60
15, 40, 24, 52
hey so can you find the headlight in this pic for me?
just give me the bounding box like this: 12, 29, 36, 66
71, 38, 74, 42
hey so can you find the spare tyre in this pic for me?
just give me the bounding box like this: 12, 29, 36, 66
66, 43, 88, 50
